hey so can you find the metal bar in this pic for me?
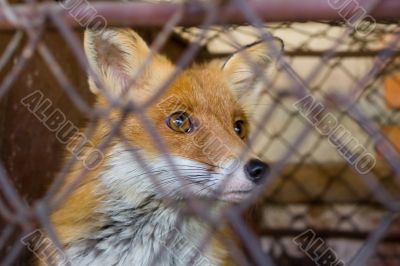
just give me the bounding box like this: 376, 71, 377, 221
350, 212, 397, 266
0, 0, 399, 30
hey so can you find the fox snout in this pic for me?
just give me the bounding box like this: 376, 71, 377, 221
212, 154, 270, 202
244, 158, 270, 184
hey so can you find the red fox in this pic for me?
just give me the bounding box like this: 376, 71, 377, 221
44, 28, 281, 266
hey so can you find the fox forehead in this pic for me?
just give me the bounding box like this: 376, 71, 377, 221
113, 63, 249, 164
158, 64, 247, 123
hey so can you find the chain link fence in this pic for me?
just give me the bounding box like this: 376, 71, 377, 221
0, 0, 399, 265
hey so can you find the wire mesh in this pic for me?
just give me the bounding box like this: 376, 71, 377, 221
0, 0, 399, 266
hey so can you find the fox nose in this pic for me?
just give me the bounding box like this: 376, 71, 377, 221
245, 159, 269, 184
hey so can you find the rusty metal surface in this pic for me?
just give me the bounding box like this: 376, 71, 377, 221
0, 1, 398, 30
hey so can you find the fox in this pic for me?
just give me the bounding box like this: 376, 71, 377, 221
42, 28, 282, 266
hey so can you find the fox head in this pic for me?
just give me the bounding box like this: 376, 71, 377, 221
84, 28, 282, 203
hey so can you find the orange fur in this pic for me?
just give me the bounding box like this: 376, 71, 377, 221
43, 27, 280, 265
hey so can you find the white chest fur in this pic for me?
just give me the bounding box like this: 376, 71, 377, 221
60, 145, 224, 266
62, 199, 219, 266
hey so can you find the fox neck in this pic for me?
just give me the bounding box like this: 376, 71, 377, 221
61, 145, 226, 265
64, 190, 223, 266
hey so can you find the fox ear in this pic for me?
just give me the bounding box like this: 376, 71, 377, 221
84, 28, 152, 97
222, 39, 283, 97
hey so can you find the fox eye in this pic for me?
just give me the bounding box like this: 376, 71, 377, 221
234, 120, 247, 139
167, 112, 193, 133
